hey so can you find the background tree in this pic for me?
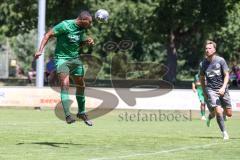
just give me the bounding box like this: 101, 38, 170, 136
0, 0, 37, 36
0, 0, 239, 81
215, 1, 240, 64
152, 0, 236, 82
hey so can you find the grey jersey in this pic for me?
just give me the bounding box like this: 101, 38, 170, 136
200, 55, 229, 90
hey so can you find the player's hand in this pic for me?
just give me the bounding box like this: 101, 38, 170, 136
85, 37, 94, 46
192, 89, 196, 93
218, 87, 225, 96
34, 51, 42, 59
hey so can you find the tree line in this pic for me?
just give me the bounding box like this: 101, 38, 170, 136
0, 0, 240, 82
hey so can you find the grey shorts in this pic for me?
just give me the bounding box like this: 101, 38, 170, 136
206, 88, 232, 110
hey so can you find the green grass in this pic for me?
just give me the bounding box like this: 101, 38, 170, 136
0, 108, 239, 160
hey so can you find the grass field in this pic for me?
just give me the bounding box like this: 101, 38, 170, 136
0, 108, 239, 160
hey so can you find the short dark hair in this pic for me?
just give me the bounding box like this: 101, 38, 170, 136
78, 11, 92, 20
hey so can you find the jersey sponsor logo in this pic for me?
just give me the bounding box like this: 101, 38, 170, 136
195, 81, 201, 85
68, 35, 80, 43
206, 69, 221, 77
40, 98, 61, 104
215, 63, 220, 68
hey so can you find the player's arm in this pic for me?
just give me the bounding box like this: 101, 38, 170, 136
80, 37, 94, 48
199, 61, 207, 98
35, 29, 54, 59
218, 71, 229, 96
200, 73, 208, 99
218, 59, 230, 96
192, 82, 196, 92
85, 37, 94, 45
80, 31, 94, 48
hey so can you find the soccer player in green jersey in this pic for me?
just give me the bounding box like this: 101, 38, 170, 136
35, 11, 94, 125
192, 73, 206, 120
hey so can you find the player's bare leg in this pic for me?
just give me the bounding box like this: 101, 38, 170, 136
222, 107, 232, 121
215, 106, 229, 140
200, 103, 206, 120
224, 107, 232, 117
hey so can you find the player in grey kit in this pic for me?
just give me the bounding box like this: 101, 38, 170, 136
200, 40, 232, 140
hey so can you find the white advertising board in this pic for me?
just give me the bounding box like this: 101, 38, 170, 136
0, 87, 239, 111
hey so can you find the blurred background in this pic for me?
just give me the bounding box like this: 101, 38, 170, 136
0, 0, 240, 88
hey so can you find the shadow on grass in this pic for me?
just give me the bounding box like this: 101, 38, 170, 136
16, 142, 84, 148
193, 136, 240, 140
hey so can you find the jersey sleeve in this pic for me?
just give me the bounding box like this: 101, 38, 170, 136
53, 21, 68, 36
220, 58, 229, 73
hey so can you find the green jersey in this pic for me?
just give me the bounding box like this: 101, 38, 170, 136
194, 74, 205, 103
194, 74, 202, 89
53, 19, 87, 59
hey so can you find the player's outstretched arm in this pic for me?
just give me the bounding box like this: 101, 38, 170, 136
35, 29, 54, 59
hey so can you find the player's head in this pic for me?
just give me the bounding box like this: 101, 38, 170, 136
77, 11, 92, 28
205, 40, 216, 57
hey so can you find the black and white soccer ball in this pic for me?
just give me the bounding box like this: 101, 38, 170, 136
95, 9, 109, 23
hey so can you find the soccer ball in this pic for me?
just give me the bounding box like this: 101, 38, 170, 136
95, 9, 109, 23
